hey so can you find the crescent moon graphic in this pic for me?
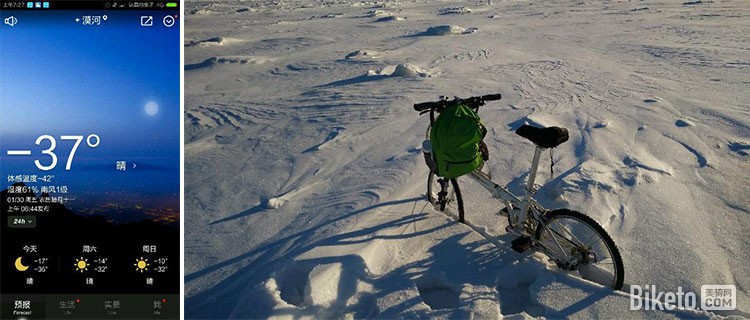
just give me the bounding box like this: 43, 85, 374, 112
15, 257, 29, 272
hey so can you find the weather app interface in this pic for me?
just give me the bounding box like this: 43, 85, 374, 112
0, 1, 180, 319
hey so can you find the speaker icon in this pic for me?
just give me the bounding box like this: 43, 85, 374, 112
4, 16, 18, 27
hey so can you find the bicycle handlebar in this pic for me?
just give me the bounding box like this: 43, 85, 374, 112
413, 93, 502, 113
480, 93, 503, 101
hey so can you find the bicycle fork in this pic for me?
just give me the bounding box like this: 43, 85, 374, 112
438, 178, 449, 210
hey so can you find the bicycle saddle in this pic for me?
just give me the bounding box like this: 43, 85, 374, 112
515, 125, 569, 148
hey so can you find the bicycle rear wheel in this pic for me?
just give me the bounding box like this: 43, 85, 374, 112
534, 209, 624, 290
426, 172, 465, 222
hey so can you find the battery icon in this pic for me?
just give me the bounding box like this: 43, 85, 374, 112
166, 2, 177, 7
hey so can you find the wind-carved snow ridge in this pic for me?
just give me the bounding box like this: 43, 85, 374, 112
362, 9, 391, 18
439, 6, 472, 15
185, 56, 273, 70
418, 25, 478, 36
186, 36, 247, 47
316, 63, 435, 87
378, 64, 434, 77
344, 49, 383, 61
266, 197, 287, 209
362, 9, 405, 22
185, 0, 750, 318
375, 15, 405, 22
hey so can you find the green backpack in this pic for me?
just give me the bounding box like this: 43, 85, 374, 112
430, 103, 487, 179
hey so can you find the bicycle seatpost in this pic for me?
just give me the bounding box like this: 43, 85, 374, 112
526, 146, 544, 193
513, 146, 544, 233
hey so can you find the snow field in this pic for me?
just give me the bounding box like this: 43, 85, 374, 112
185, 0, 750, 318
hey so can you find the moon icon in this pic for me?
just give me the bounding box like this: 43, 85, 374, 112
15, 257, 29, 272
144, 101, 159, 116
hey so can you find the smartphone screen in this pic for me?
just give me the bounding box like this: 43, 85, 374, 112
0, 1, 180, 318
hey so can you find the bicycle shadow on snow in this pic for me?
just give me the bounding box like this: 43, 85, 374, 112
262, 219, 624, 318
185, 195, 619, 318
185, 197, 424, 283
186, 197, 431, 317
185, 195, 495, 318
264, 230, 517, 319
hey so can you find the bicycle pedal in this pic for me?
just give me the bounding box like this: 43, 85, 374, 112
511, 236, 533, 253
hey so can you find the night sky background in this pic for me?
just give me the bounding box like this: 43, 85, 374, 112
0, 9, 180, 215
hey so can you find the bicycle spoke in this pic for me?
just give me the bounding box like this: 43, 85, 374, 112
540, 229, 571, 254
583, 232, 600, 248
551, 219, 586, 247
594, 256, 614, 264
546, 222, 584, 249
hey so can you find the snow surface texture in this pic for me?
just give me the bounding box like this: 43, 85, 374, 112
185, 0, 750, 318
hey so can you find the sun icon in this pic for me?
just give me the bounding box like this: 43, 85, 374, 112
75, 257, 88, 272
134, 257, 149, 273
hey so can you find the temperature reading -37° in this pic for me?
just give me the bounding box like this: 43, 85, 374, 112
6, 134, 100, 171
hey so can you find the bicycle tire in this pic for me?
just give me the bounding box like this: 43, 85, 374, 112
534, 209, 624, 290
426, 172, 465, 223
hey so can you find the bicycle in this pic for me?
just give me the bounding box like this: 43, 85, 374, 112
414, 94, 625, 290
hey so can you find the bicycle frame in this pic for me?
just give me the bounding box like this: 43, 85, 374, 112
470, 151, 597, 270
466, 146, 545, 229
424, 122, 574, 258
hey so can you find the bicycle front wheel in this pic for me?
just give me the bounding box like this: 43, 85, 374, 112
534, 209, 624, 290
426, 172, 465, 222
